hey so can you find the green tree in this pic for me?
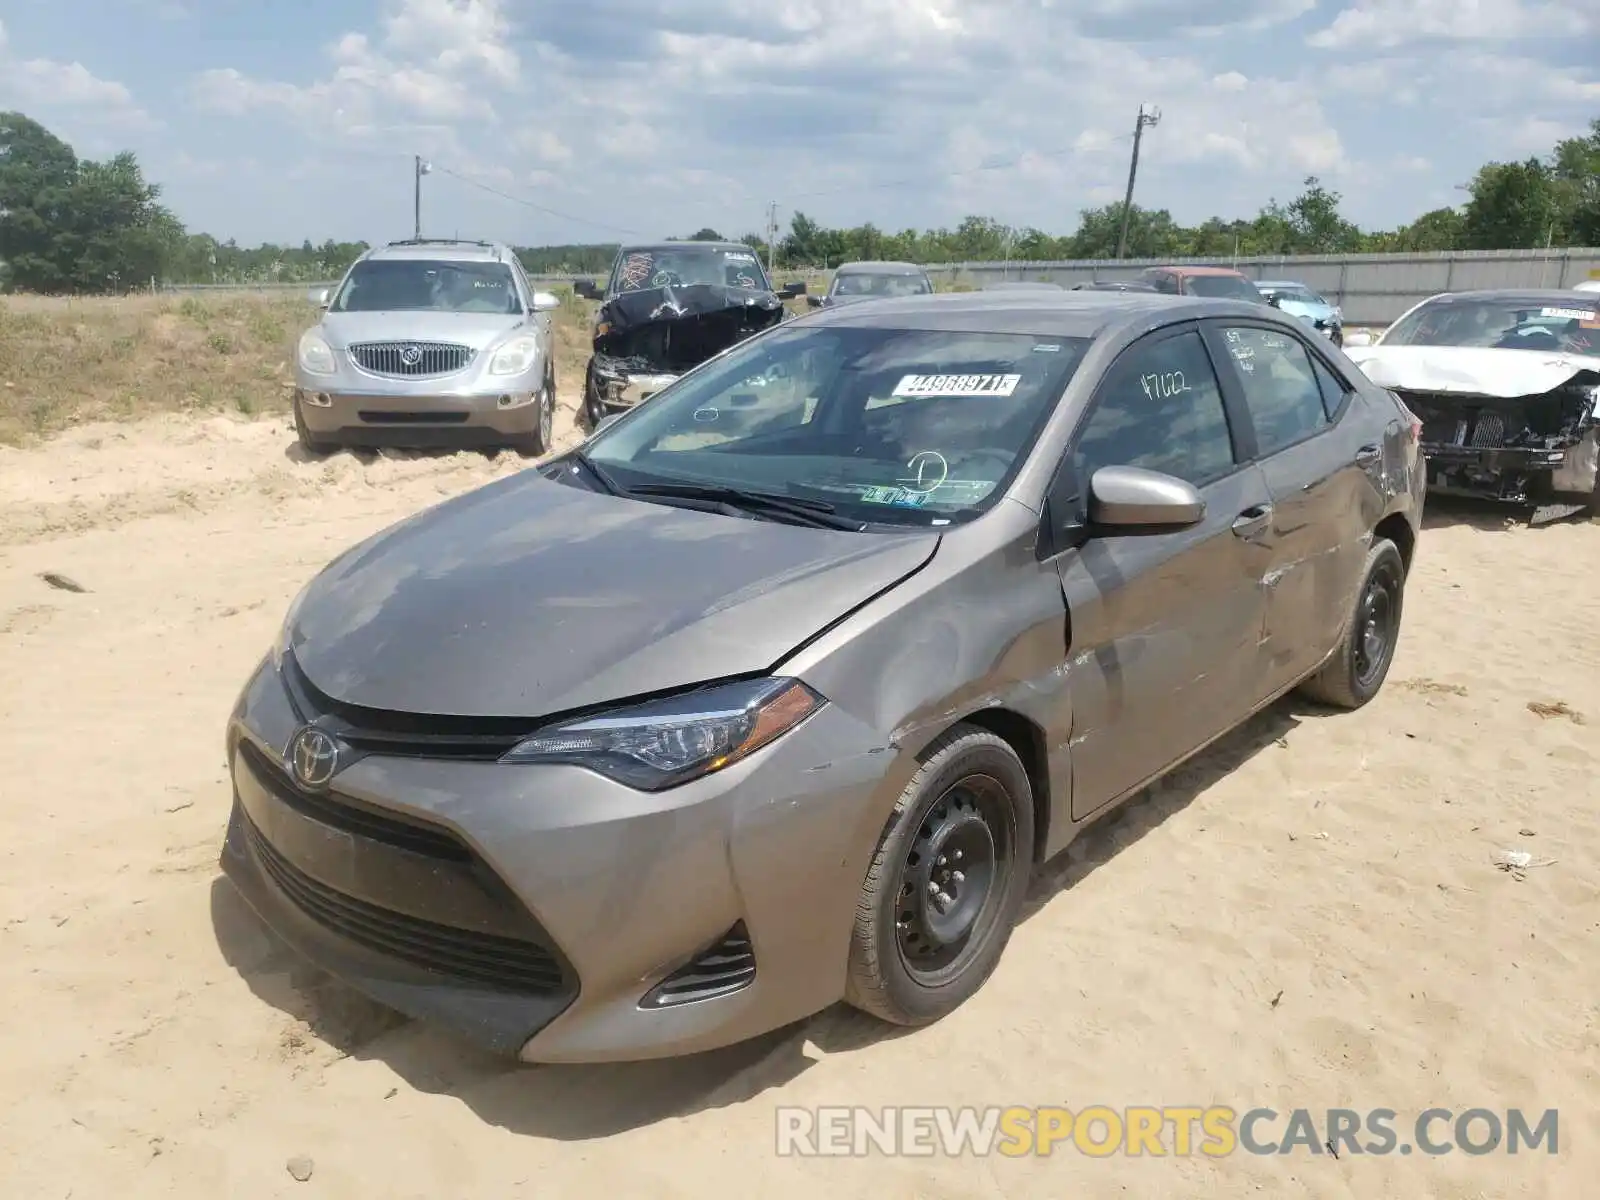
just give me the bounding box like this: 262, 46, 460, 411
1550, 118, 1600, 246
0, 112, 80, 291
1461, 159, 1562, 249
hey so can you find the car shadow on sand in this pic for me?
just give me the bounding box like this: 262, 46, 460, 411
280, 442, 533, 467
1421, 494, 1593, 533
207, 693, 1319, 1141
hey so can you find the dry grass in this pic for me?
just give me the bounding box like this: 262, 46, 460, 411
0, 288, 599, 447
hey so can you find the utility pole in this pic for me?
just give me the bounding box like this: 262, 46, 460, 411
413, 156, 432, 239
1115, 104, 1161, 260
766, 201, 778, 275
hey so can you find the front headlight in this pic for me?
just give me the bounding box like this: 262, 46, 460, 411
298, 330, 337, 375
500, 677, 823, 790
488, 335, 541, 376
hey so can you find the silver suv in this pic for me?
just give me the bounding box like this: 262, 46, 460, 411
294, 239, 561, 456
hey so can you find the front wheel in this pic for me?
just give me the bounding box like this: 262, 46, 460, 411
293, 398, 332, 456
583, 360, 607, 431
1296, 536, 1406, 709
845, 725, 1035, 1027
511, 382, 554, 458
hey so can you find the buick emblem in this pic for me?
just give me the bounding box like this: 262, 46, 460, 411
399, 344, 423, 367
288, 725, 341, 789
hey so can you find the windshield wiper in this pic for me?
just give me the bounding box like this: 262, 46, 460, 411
624, 482, 865, 530
567, 449, 623, 495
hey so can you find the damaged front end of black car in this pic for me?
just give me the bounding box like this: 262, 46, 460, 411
574, 245, 805, 428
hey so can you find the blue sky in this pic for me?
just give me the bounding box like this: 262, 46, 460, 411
1, 0, 1596, 247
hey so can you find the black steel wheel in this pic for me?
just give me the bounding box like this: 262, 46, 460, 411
1297, 536, 1406, 709
846, 724, 1035, 1026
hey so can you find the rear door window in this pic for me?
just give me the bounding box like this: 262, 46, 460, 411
1072, 329, 1237, 487
1215, 326, 1330, 454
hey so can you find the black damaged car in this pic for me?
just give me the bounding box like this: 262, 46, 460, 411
574, 242, 806, 428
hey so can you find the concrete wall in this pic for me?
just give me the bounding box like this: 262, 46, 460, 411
921, 248, 1600, 325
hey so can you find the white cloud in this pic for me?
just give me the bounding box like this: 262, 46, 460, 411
1308, 0, 1597, 50
0, 21, 155, 129
159, 0, 1598, 241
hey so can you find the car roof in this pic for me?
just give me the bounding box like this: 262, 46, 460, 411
1416, 289, 1600, 308
1150, 265, 1250, 277
797, 288, 1281, 338
834, 260, 928, 275
618, 241, 755, 255
1256, 280, 1316, 290
367, 239, 509, 263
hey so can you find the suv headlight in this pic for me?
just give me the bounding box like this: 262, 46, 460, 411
298, 330, 337, 375
488, 335, 541, 376
500, 678, 823, 790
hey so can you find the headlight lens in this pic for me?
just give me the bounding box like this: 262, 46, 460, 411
488, 335, 541, 376
298, 330, 337, 375
500, 677, 823, 790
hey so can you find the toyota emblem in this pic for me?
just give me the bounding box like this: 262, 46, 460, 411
288, 725, 341, 789
399, 344, 424, 367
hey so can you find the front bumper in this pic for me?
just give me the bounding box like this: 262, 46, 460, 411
295, 385, 543, 447
217, 654, 892, 1062
1421, 442, 1579, 501
591, 365, 680, 410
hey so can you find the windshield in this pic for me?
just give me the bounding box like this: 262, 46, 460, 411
1264, 286, 1321, 305
583, 325, 1092, 527
332, 260, 522, 314
1186, 274, 1266, 302
831, 272, 934, 298
1382, 299, 1600, 353
612, 246, 771, 294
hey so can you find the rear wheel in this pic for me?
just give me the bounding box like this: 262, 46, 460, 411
1296, 537, 1406, 709
845, 725, 1035, 1027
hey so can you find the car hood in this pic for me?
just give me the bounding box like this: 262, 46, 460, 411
1344, 344, 1600, 399
317, 311, 526, 351
288, 471, 940, 719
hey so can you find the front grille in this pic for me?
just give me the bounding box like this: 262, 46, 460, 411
242, 812, 565, 993
237, 738, 471, 863
1471, 412, 1506, 448
348, 341, 474, 378
357, 411, 471, 425
640, 922, 757, 1008
282, 650, 533, 760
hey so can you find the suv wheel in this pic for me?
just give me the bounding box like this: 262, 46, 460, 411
845, 724, 1035, 1027
583, 361, 608, 430
512, 379, 554, 458
1296, 537, 1405, 709
293, 398, 332, 457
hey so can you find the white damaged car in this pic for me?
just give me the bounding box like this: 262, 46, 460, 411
1343, 289, 1600, 516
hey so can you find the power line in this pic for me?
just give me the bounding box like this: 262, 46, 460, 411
431, 164, 643, 237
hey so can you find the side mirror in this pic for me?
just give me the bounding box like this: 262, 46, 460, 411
780, 281, 807, 298
530, 290, 560, 312
1088, 465, 1205, 530
573, 279, 600, 300
806, 294, 824, 308
1265, 294, 1282, 308
309, 287, 330, 308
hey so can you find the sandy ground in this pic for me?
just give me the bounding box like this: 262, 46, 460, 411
1, 399, 1597, 1199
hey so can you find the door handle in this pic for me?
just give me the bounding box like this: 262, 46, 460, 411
1355, 444, 1382, 466
1231, 504, 1273, 538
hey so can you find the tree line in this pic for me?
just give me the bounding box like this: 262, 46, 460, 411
1, 109, 1596, 295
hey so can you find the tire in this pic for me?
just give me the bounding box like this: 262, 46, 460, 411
845, 724, 1035, 1027
511, 378, 554, 458
1296, 536, 1406, 710
583, 360, 607, 431
293, 398, 332, 456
